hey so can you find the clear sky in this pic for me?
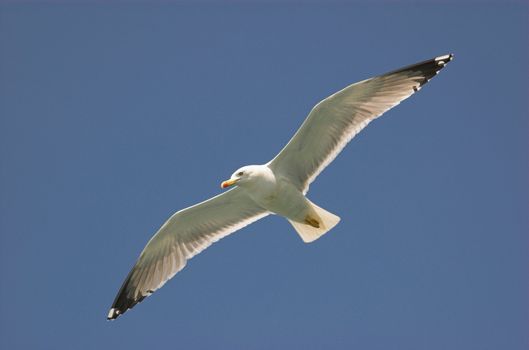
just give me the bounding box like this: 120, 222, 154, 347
0, 1, 527, 349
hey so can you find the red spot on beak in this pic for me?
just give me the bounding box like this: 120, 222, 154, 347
221, 179, 237, 189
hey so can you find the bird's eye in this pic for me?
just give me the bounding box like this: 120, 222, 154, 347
237, 171, 244, 176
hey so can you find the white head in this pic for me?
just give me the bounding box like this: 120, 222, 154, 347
220, 165, 271, 189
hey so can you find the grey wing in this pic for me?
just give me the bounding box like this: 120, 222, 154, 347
268, 54, 453, 193
107, 187, 268, 320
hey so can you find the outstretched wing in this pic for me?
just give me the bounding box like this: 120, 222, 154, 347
268, 54, 453, 193
107, 187, 268, 320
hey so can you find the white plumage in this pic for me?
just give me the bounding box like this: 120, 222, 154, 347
108, 54, 453, 320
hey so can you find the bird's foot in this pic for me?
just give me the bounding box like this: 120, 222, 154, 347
304, 216, 320, 228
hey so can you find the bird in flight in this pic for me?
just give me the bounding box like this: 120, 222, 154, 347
107, 54, 453, 320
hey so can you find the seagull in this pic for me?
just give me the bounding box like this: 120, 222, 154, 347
107, 54, 453, 320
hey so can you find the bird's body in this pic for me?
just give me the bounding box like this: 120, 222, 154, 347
224, 165, 339, 237
107, 54, 453, 320
236, 165, 311, 224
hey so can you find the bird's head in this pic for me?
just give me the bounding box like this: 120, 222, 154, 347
220, 165, 264, 189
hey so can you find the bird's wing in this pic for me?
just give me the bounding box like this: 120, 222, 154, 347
107, 187, 268, 320
268, 54, 453, 193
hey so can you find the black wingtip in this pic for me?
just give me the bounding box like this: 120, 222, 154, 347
381, 52, 454, 94
107, 264, 149, 321
385, 53, 454, 79
107, 289, 147, 321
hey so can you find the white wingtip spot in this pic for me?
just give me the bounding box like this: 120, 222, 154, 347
107, 308, 119, 320
435, 54, 452, 62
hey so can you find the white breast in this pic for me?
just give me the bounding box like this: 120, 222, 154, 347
244, 166, 311, 222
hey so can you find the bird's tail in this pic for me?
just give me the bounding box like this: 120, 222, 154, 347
288, 201, 341, 243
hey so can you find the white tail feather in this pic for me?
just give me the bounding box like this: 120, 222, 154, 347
288, 202, 340, 243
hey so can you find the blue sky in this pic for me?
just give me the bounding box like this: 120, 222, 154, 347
0, 1, 527, 349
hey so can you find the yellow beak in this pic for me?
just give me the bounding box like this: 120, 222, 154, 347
221, 178, 239, 189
